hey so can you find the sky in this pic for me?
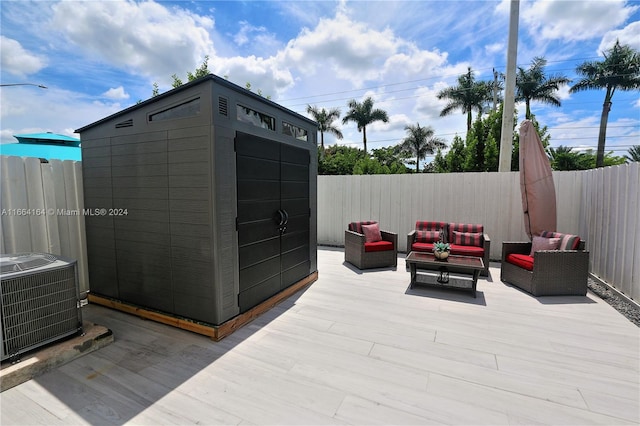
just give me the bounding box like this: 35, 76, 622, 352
1, 0, 639, 162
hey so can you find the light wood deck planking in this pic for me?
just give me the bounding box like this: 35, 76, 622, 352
2, 247, 638, 425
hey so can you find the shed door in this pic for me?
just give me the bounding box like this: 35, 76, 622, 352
236, 132, 310, 312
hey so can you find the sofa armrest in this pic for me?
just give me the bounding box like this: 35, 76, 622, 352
406, 230, 416, 253
533, 249, 590, 269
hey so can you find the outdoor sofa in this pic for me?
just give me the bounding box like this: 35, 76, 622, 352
407, 221, 491, 276
501, 231, 589, 296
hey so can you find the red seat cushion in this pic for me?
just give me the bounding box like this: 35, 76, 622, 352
506, 253, 534, 271
364, 241, 394, 252
411, 242, 435, 252
449, 244, 484, 257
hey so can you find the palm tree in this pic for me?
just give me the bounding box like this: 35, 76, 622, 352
305, 105, 343, 154
342, 97, 389, 154
516, 57, 570, 119
626, 145, 640, 162
570, 40, 640, 167
437, 67, 492, 132
400, 123, 447, 173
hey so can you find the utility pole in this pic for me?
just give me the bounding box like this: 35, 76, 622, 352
498, 0, 519, 172
492, 68, 499, 112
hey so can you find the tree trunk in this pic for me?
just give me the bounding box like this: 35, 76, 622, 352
319, 132, 325, 159
467, 111, 472, 132
525, 99, 531, 119
362, 126, 367, 154
416, 156, 420, 173
597, 89, 613, 168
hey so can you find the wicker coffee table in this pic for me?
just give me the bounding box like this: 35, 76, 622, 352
406, 251, 485, 297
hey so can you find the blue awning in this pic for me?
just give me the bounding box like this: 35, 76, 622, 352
0, 133, 82, 161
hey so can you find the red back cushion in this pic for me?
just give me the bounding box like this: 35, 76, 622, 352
361, 223, 382, 242
529, 236, 561, 256
415, 221, 447, 232
348, 221, 377, 234
540, 231, 580, 250
416, 230, 440, 243
451, 231, 483, 247
448, 223, 483, 243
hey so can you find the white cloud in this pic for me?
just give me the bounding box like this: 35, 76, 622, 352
599, 21, 640, 53
0, 86, 123, 143
485, 42, 505, 55
102, 86, 129, 100
0, 36, 47, 77
212, 55, 294, 98
522, 0, 637, 42
280, 12, 404, 84
49, 0, 215, 79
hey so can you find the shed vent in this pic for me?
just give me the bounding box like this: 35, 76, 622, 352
115, 118, 133, 128
218, 96, 229, 117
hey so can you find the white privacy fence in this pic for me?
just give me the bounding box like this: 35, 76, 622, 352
1, 155, 638, 301
1, 156, 89, 292
318, 163, 639, 302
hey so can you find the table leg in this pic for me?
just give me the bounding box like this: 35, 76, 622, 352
410, 263, 416, 288
472, 270, 480, 298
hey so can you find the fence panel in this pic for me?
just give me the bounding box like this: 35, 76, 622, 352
581, 163, 639, 301
0, 156, 89, 292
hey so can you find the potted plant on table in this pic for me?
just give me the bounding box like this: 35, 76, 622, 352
433, 241, 450, 260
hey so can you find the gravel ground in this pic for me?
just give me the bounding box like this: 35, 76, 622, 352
588, 278, 640, 327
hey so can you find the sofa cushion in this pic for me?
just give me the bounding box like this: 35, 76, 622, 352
411, 242, 435, 252
364, 240, 394, 252
506, 253, 534, 271
448, 223, 483, 244
362, 223, 382, 243
540, 231, 580, 250
449, 244, 484, 257
416, 230, 440, 243
451, 231, 483, 247
348, 220, 377, 234
416, 221, 447, 232
529, 236, 561, 256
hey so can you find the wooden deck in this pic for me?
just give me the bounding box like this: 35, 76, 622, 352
2, 247, 638, 425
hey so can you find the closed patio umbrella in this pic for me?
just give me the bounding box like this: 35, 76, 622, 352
519, 120, 556, 239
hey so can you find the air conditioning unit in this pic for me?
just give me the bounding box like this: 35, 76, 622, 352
1, 253, 83, 362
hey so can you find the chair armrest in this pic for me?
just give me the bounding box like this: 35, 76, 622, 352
381, 230, 398, 250
502, 241, 532, 261
345, 229, 365, 245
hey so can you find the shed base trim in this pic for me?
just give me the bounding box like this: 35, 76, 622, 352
87, 271, 318, 341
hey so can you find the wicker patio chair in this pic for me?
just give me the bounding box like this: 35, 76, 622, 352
345, 221, 398, 269
501, 239, 589, 296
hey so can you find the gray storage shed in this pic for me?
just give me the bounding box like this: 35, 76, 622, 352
76, 75, 318, 331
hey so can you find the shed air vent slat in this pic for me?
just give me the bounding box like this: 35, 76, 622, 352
115, 118, 133, 128
218, 97, 228, 116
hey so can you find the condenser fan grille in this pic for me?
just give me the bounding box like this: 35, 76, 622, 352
0, 253, 57, 274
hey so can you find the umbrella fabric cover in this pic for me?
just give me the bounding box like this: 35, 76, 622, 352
519, 120, 557, 239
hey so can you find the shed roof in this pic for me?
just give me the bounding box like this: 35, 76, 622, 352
75, 74, 316, 133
